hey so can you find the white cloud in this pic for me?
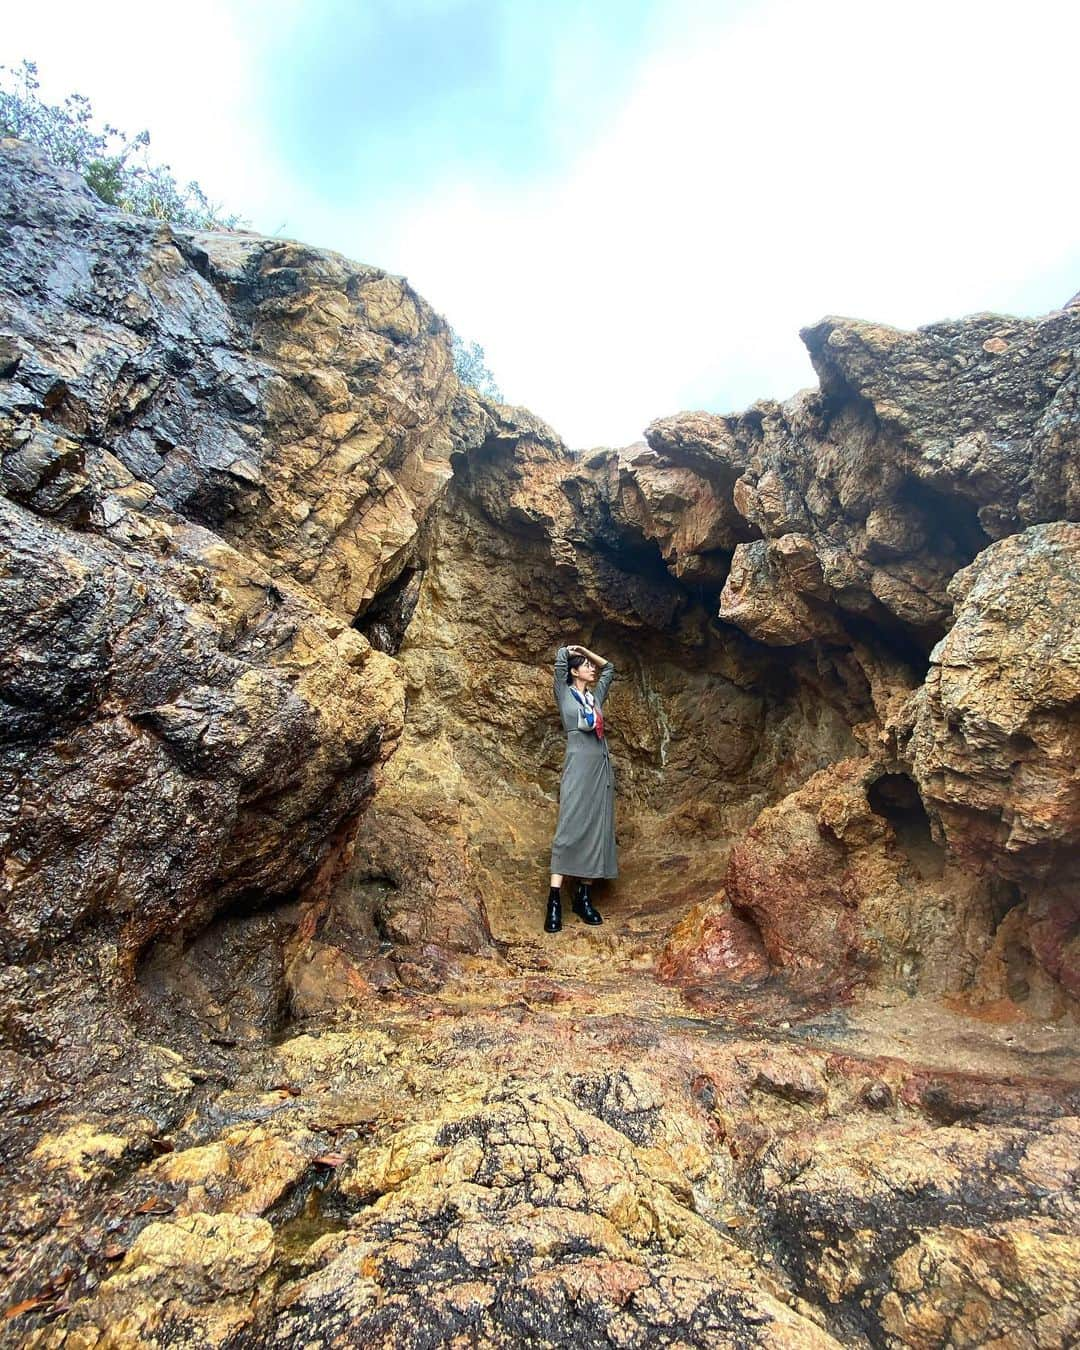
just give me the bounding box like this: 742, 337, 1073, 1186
6, 0, 1079, 447
386, 0, 1080, 444
3, 0, 304, 228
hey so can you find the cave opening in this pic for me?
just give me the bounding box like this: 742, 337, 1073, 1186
593, 520, 676, 587
354, 565, 424, 654
896, 475, 993, 570
989, 879, 1023, 929
841, 610, 937, 684
867, 772, 944, 879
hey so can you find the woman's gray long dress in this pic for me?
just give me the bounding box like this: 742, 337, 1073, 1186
550, 647, 618, 879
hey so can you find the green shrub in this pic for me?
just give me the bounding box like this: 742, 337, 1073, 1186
0, 59, 247, 230
451, 333, 503, 401
2, 59, 509, 384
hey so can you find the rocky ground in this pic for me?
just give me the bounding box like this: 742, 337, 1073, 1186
1, 137, 1078, 1346
11, 920, 1080, 1348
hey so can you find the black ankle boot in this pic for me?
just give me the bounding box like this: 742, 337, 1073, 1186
544, 887, 562, 933
572, 884, 603, 925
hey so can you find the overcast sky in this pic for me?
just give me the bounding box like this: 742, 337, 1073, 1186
6, 0, 1079, 446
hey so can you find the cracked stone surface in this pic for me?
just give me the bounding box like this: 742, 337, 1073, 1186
1, 135, 1078, 1346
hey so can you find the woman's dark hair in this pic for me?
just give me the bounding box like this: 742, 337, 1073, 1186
567, 652, 589, 685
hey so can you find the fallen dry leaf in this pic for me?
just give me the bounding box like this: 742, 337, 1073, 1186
135, 1196, 174, 1215
4, 1297, 48, 1319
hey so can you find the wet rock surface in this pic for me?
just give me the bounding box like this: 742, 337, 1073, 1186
904, 523, 1080, 879
11, 975, 1078, 1348
1, 136, 1078, 1346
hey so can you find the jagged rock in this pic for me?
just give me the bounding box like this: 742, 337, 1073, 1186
0, 137, 457, 622
650, 391, 972, 642
138, 908, 294, 1048
26, 993, 1076, 1348
2, 133, 1079, 1349
880, 1219, 1080, 1348
803, 312, 1080, 536
613, 415, 757, 587
902, 523, 1080, 882
347, 403, 867, 982
0, 496, 401, 972
145, 1123, 315, 1217
275, 1084, 837, 1348
718, 537, 844, 645
646, 306, 1079, 651
722, 757, 998, 994
657, 895, 769, 984
49, 1212, 277, 1347
750, 1113, 1080, 1343
901, 522, 1080, 998
0, 136, 449, 1322
0, 136, 451, 1065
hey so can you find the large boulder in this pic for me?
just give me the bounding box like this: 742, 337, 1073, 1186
0, 498, 402, 974
901, 522, 1080, 1000
0, 137, 457, 622
0, 135, 462, 975
721, 757, 996, 996
0, 136, 462, 1168
902, 522, 1080, 884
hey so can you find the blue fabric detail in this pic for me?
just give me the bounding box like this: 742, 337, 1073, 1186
569, 687, 596, 727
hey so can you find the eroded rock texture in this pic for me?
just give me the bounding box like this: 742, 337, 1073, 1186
0, 138, 454, 1331
708, 311, 1079, 646
335, 402, 866, 998
0, 136, 459, 962
1, 133, 1078, 1347
18, 994, 1080, 1349
633, 314, 1080, 1009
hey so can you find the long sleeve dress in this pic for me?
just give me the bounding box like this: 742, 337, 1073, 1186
550, 647, 618, 879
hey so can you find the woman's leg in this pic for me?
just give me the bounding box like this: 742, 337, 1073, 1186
545, 874, 563, 932
572, 878, 602, 924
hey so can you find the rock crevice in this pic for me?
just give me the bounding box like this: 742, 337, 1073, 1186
1, 136, 1078, 1346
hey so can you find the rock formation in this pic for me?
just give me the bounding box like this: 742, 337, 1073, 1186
0, 136, 1077, 1346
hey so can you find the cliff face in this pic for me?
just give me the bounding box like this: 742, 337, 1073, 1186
1, 138, 1078, 1347
0, 137, 459, 1081
335, 316, 1079, 1014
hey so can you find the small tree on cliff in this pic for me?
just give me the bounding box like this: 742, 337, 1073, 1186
0, 59, 246, 230
451, 333, 503, 402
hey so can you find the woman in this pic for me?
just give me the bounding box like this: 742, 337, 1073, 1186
545, 641, 617, 932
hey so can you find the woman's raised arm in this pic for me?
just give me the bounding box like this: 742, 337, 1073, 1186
595, 658, 615, 702
569, 643, 608, 668
553, 645, 569, 700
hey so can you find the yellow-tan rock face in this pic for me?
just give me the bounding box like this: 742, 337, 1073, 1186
2, 134, 1079, 1348
0, 137, 450, 981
